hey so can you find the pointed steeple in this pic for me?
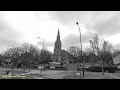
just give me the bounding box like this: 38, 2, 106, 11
57, 29, 60, 41
58, 29, 60, 35
54, 28, 62, 62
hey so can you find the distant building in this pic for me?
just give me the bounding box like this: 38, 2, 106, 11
113, 54, 120, 65
68, 46, 80, 57
53, 29, 62, 62
53, 29, 74, 63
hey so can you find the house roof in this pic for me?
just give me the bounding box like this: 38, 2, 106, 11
113, 54, 120, 60
113, 54, 120, 65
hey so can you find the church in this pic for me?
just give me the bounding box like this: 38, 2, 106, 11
53, 29, 74, 63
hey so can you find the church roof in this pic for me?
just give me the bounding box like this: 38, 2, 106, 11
61, 49, 73, 56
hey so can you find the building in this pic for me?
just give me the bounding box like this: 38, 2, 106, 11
53, 29, 74, 62
61, 49, 74, 63
68, 46, 80, 57
53, 29, 62, 62
113, 54, 120, 65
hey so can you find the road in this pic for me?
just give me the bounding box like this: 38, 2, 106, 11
25, 70, 71, 79
0, 67, 70, 79
1, 67, 120, 79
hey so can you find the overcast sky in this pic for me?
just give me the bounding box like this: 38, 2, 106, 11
0, 11, 120, 53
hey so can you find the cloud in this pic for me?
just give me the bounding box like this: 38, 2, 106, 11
37, 41, 54, 48
91, 12, 120, 36
1, 11, 120, 53
37, 32, 92, 51
62, 33, 91, 49
37, 33, 91, 51
49, 11, 90, 25
0, 12, 23, 52
113, 44, 120, 50
105, 33, 120, 45
50, 11, 120, 36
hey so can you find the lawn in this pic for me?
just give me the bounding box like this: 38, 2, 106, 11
0, 66, 119, 79
0, 69, 35, 79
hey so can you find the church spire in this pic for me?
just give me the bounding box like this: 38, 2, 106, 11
53, 29, 62, 61
57, 29, 60, 41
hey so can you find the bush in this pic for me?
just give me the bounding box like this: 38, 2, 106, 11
108, 67, 117, 73
16, 63, 21, 68
88, 66, 102, 72
87, 65, 117, 73
34, 65, 38, 69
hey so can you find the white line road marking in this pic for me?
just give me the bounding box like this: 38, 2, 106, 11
33, 76, 43, 79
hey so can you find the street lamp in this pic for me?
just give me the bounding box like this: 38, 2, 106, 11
37, 37, 45, 74
76, 22, 85, 78
38, 37, 45, 51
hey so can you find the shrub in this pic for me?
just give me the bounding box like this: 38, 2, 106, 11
88, 65, 117, 73
88, 66, 102, 72
108, 67, 117, 73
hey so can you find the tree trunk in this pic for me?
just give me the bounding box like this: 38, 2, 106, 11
101, 61, 104, 75
12, 65, 14, 70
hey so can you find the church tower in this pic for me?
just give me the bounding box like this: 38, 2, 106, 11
53, 29, 62, 62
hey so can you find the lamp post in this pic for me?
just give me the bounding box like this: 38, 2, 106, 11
37, 37, 45, 74
76, 22, 85, 78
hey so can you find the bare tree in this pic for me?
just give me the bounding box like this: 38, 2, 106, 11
2, 47, 20, 70
89, 34, 104, 75
101, 40, 113, 65
89, 34, 114, 75
112, 49, 120, 58
22, 42, 30, 52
